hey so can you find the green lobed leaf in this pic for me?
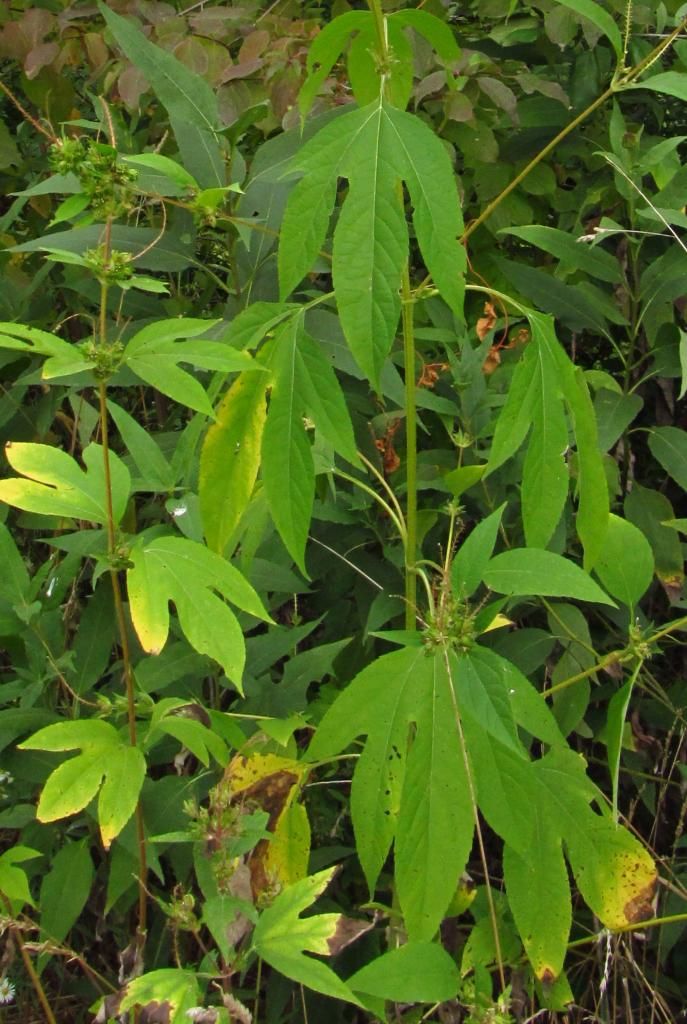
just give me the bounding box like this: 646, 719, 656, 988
308, 647, 474, 941
384, 104, 465, 316
391, 9, 461, 63
97, 745, 146, 850
347, 20, 413, 110
280, 97, 464, 388
123, 318, 263, 418
278, 113, 357, 301
19, 719, 120, 752
332, 103, 407, 387
127, 535, 270, 690
119, 969, 200, 1023
127, 545, 170, 655
299, 12, 370, 119
0, 442, 130, 526
0, 322, 93, 379
253, 868, 363, 1007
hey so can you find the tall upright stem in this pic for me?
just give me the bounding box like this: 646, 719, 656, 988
368, 0, 418, 625
401, 267, 417, 627
96, 240, 148, 949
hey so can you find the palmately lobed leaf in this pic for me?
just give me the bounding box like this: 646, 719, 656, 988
279, 97, 465, 389
127, 535, 271, 691
254, 868, 363, 1007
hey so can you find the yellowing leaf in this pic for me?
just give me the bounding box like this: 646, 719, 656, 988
19, 721, 144, 848
225, 752, 311, 895
200, 370, 267, 554
228, 752, 306, 794
567, 818, 658, 930
266, 799, 311, 887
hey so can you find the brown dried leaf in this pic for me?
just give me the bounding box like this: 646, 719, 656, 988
476, 302, 497, 341
118, 66, 150, 111
482, 348, 501, 376
239, 30, 271, 63
25, 41, 59, 80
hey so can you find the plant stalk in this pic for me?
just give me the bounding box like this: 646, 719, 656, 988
96, 259, 148, 949
368, 0, 419, 626
1, 904, 57, 1024
401, 267, 418, 628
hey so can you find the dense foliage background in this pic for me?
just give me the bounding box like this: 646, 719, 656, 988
1, 0, 687, 1022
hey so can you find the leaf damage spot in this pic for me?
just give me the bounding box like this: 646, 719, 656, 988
623, 877, 657, 924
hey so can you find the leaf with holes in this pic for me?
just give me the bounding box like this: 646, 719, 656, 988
307, 646, 473, 942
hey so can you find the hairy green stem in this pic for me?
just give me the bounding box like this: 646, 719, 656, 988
367, 0, 419, 625
546, 614, 687, 700
401, 269, 418, 628
96, 253, 148, 952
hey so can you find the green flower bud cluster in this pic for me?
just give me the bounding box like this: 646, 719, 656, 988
49, 136, 138, 218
